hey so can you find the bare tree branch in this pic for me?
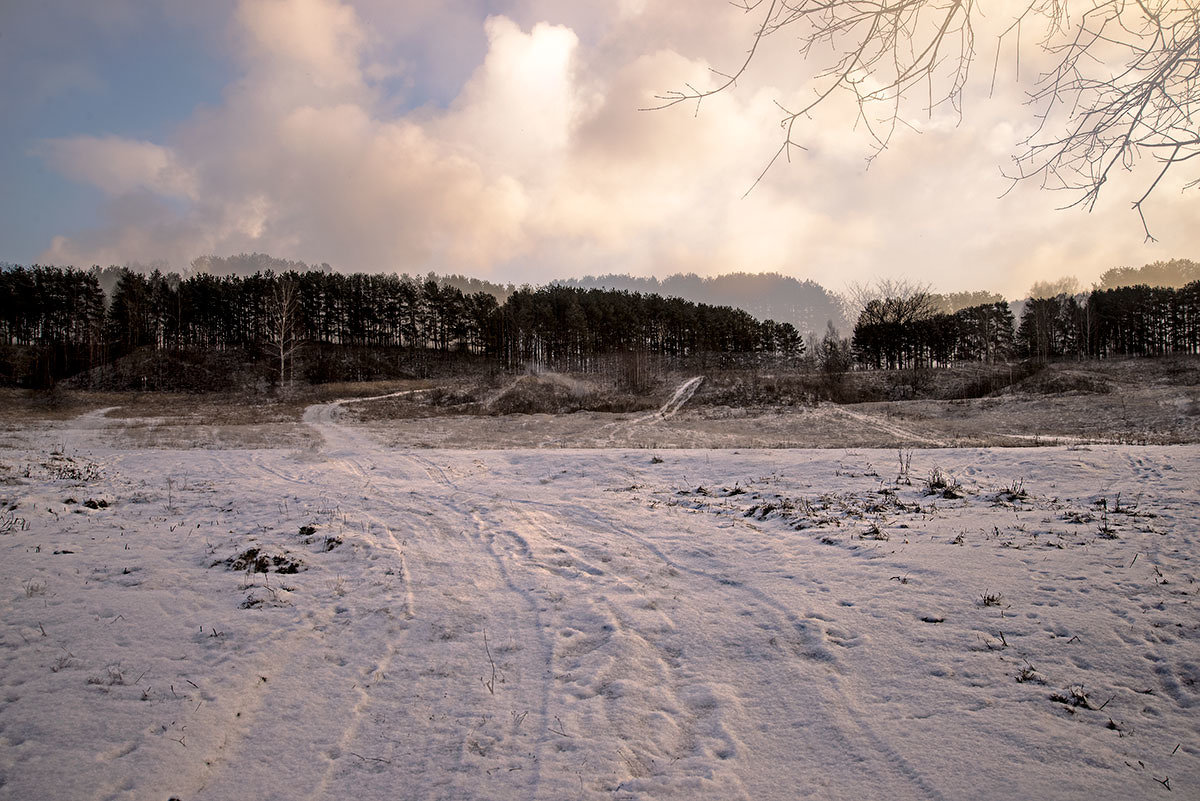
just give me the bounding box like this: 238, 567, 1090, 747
649, 0, 1200, 235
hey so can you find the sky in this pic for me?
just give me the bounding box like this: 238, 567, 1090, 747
1, 0, 1196, 299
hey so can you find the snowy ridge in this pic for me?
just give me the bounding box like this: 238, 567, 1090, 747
656, 376, 704, 419
631, 376, 704, 425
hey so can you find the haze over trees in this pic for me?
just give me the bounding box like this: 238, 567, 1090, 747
1097, 258, 1200, 290
556, 272, 847, 334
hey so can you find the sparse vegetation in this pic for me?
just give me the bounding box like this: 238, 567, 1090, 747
86, 664, 126, 687
861, 523, 889, 541
1, 509, 28, 533
895, 449, 913, 485
997, 480, 1027, 503
1050, 685, 1096, 710
1016, 664, 1045, 685
925, 468, 962, 499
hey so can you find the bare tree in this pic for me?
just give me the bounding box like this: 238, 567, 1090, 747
648, 1, 1199, 239
843, 278, 937, 324
267, 274, 300, 389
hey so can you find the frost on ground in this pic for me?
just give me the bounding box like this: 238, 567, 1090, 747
1, 398, 1198, 800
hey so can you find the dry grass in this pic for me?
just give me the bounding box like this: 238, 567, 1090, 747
0, 389, 130, 424
346, 373, 658, 422
0, 381, 429, 450
2, 357, 1196, 450
1, 381, 428, 426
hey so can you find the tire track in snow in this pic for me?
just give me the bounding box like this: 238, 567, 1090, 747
487, 491, 947, 800
193, 392, 430, 800
470, 512, 555, 799
379, 452, 711, 798
472, 489, 940, 801
292, 395, 555, 799
404, 451, 458, 489
468, 501, 729, 799
828, 404, 947, 447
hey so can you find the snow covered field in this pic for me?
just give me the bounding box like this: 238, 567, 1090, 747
2, 395, 1198, 800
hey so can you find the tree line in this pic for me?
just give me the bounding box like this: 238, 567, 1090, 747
0, 265, 803, 387
849, 282, 1200, 369
1022, 283, 1200, 360
5, 263, 1197, 389
852, 301, 1016, 369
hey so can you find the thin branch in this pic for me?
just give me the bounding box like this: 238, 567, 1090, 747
647, 0, 1200, 231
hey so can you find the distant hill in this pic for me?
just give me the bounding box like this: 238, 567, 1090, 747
189, 253, 517, 302
554, 272, 847, 335
931, 290, 1006, 313
191, 253, 328, 277
1096, 258, 1200, 290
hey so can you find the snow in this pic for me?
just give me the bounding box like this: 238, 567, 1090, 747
630, 376, 704, 424
1, 393, 1198, 800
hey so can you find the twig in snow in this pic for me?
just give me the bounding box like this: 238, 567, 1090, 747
350, 752, 392, 764
549, 716, 570, 737
1153, 775, 1171, 791
482, 632, 496, 695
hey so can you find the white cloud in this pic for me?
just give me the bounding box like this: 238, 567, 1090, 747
37, 136, 197, 199
438, 17, 579, 179
35, 0, 1200, 298
235, 0, 366, 96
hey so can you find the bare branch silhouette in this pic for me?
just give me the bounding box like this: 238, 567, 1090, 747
648, 0, 1199, 236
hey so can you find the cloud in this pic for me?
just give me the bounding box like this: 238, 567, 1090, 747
35, 0, 1200, 298
37, 136, 197, 199
235, 0, 366, 97
437, 16, 579, 178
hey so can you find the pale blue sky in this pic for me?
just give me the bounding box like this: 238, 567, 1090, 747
1, 3, 228, 261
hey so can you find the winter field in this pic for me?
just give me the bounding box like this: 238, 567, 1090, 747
1, 381, 1199, 800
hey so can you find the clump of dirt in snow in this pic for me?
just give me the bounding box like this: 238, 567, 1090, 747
224, 547, 304, 574
296, 524, 341, 551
